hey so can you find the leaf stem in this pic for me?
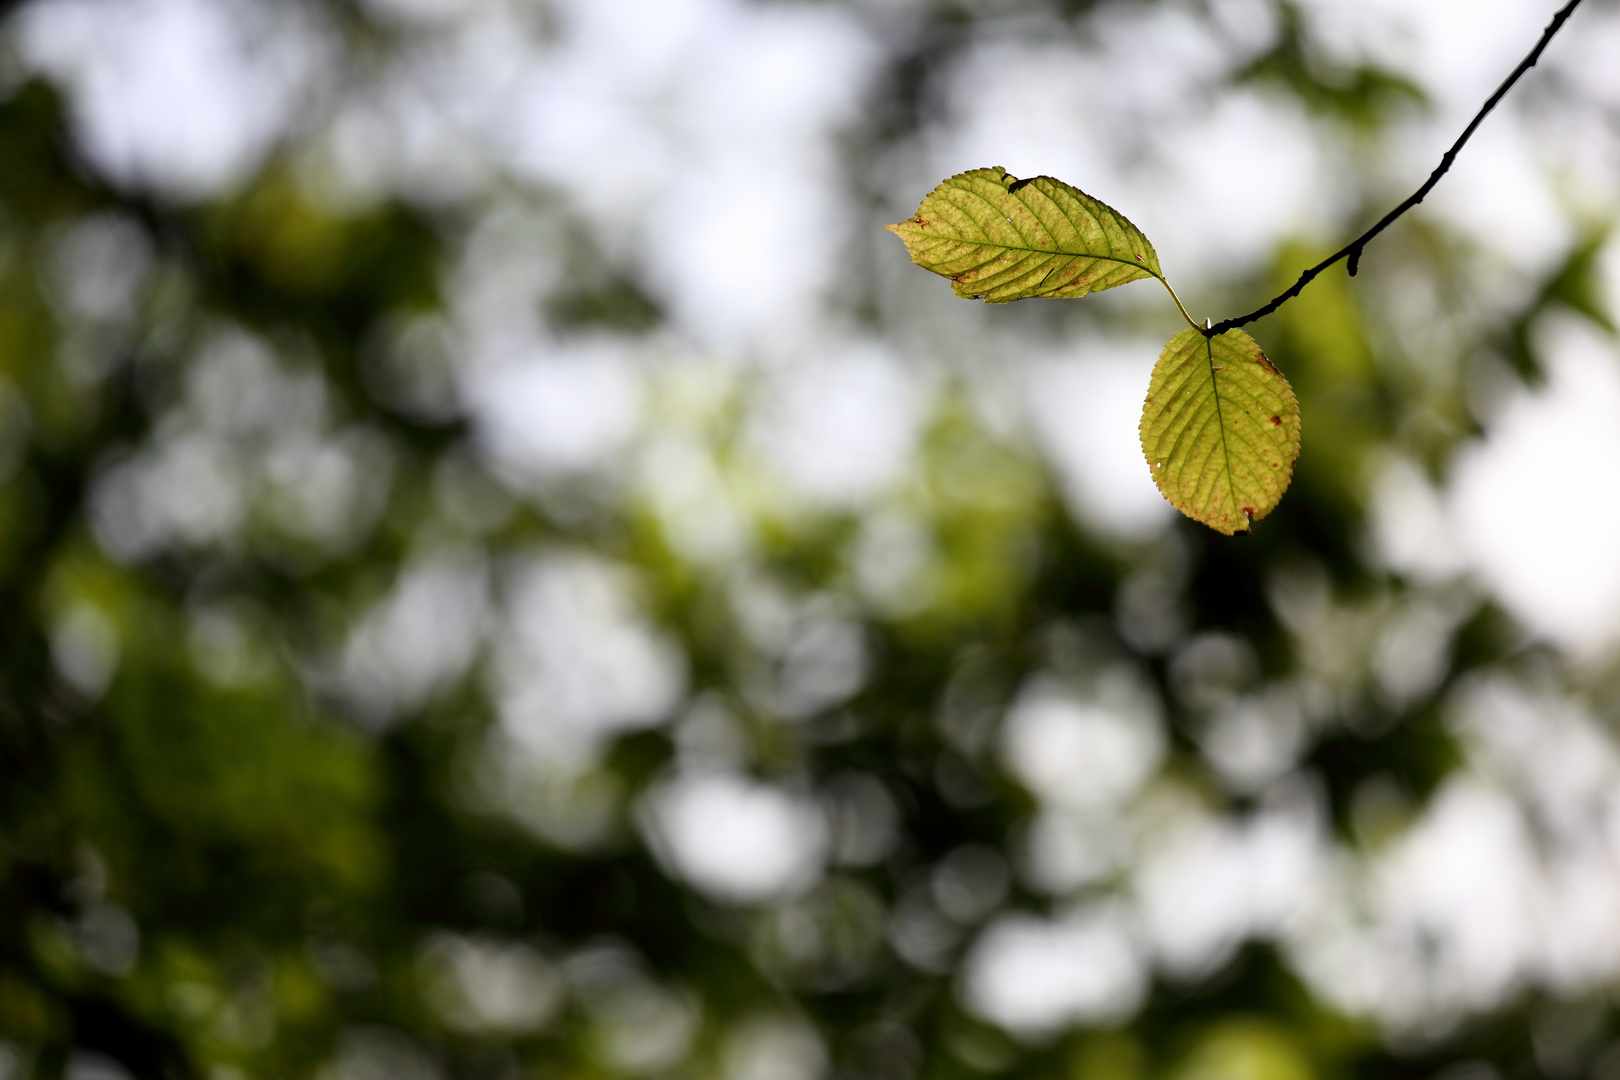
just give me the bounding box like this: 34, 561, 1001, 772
1203, 0, 1585, 338
1160, 277, 1200, 331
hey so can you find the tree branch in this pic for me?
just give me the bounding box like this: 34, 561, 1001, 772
1205, 0, 1585, 338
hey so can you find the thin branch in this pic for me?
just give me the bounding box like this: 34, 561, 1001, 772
1204, 0, 1585, 338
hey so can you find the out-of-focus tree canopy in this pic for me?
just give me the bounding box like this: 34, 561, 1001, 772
5, 1, 1620, 1079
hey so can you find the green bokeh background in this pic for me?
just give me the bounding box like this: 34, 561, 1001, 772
2, 1, 1618, 1079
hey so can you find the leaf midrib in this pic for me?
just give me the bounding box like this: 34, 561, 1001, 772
912, 182, 1160, 279
916, 235, 1159, 279
1202, 335, 1238, 525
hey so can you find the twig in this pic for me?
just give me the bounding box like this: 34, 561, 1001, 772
1204, 0, 1585, 338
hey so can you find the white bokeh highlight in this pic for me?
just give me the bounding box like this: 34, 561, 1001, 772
1026, 345, 1175, 540
17, 0, 327, 199
1450, 320, 1620, 657
642, 772, 828, 904
962, 906, 1145, 1037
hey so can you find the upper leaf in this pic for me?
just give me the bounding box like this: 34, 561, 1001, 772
885, 167, 1162, 304
1140, 328, 1300, 535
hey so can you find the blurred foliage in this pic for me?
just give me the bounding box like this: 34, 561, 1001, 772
1234, 2, 1425, 130
0, 3, 1616, 1080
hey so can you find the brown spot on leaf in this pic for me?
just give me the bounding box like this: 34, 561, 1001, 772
1269, 415, 1281, 426
1255, 353, 1279, 375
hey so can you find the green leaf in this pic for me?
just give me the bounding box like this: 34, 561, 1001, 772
1140, 328, 1300, 535
885, 167, 1162, 304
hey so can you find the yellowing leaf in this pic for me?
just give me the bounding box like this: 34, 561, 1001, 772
885, 167, 1162, 304
1140, 328, 1300, 535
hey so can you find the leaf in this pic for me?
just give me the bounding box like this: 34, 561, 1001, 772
885, 167, 1162, 304
1139, 328, 1300, 535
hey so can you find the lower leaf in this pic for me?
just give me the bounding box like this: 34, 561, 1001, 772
1139, 328, 1301, 535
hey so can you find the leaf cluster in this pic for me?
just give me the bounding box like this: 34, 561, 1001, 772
888, 167, 1300, 534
